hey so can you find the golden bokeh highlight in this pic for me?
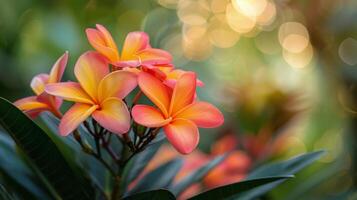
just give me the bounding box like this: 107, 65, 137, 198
257, 1, 276, 27
226, 3, 256, 34
182, 24, 212, 61
283, 43, 313, 69
278, 22, 309, 46
232, 0, 268, 18
278, 22, 313, 68
168, 0, 278, 60
208, 15, 240, 48
210, 0, 229, 14
177, 0, 210, 26
282, 34, 309, 53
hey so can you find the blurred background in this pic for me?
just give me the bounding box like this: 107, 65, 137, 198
1, 0, 357, 199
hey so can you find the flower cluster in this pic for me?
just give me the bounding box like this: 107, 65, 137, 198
15, 24, 224, 154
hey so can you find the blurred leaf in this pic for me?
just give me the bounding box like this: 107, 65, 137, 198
188, 176, 293, 200
123, 189, 175, 200
121, 137, 164, 192
247, 151, 325, 178
127, 158, 183, 196
283, 159, 342, 200
0, 97, 94, 199
0, 184, 18, 200
170, 153, 228, 196
238, 151, 325, 200
40, 113, 109, 195
0, 133, 50, 199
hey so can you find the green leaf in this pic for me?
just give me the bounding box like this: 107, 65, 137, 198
0, 133, 50, 199
247, 151, 325, 178
0, 97, 94, 200
188, 176, 293, 200
121, 136, 164, 192
170, 153, 228, 196
238, 151, 325, 200
127, 158, 183, 196
40, 113, 109, 194
123, 189, 175, 200
0, 184, 18, 200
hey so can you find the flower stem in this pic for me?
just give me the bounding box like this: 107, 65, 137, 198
73, 129, 116, 177
111, 176, 121, 200
121, 128, 161, 167
132, 91, 142, 106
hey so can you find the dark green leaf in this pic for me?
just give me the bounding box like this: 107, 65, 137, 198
127, 158, 183, 196
123, 189, 175, 200
238, 151, 325, 200
170, 153, 228, 196
247, 151, 325, 178
0, 133, 50, 199
0, 97, 94, 200
40, 113, 109, 194
121, 137, 164, 192
188, 176, 293, 200
0, 184, 18, 200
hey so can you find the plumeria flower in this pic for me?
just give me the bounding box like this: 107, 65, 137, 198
132, 72, 224, 154
159, 67, 205, 89
86, 24, 172, 68
14, 52, 68, 118
125, 64, 204, 89
45, 51, 137, 136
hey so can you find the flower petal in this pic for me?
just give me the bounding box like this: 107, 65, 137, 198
37, 93, 63, 118
48, 52, 69, 83
59, 103, 97, 136
121, 31, 149, 60
92, 98, 130, 134
30, 74, 49, 95
175, 102, 224, 128
96, 24, 118, 50
123, 67, 141, 74
37, 93, 62, 110
138, 48, 172, 65
112, 60, 141, 68
132, 105, 171, 127
86, 24, 119, 62
169, 72, 196, 115
74, 51, 109, 100
14, 96, 50, 112
138, 72, 170, 117
98, 71, 137, 102
142, 65, 167, 80
45, 82, 94, 104
164, 118, 199, 154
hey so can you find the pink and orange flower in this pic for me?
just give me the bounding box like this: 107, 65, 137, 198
86, 24, 172, 68
45, 51, 137, 136
14, 52, 68, 118
132, 72, 224, 154
14, 24, 224, 156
